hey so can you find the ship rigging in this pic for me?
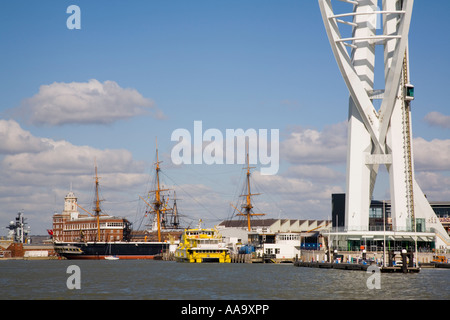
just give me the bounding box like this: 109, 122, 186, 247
230, 152, 265, 231
137, 139, 185, 242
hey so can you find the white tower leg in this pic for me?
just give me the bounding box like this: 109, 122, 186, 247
346, 99, 372, 231
345, 0, 377, 232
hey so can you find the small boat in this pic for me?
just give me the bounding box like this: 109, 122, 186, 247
175, 220, 231, 263
105, 255, 119, 260
104, 243, 119, 260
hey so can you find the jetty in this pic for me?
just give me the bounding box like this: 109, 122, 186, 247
295, 261, 368, 270
294, 249, 424, 273
294, 261, 420, 273
419, 262, 450, 269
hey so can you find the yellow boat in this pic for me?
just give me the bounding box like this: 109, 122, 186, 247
175, 222, 231, 263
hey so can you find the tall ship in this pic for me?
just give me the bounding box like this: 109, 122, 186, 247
175, 220, 230, 263
52, 145, 182, 260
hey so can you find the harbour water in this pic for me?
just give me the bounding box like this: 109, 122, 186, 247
1, 260, 449, 300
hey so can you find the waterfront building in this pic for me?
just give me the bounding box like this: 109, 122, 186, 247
430, 202, 450, 236
218, 218, 331, 235
217, 219, 331, 260
330, 194, 449, 252
260, 233, 302, 260
52, 190, 131, 243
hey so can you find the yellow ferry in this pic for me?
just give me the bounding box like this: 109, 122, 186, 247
175, 221, 231, 263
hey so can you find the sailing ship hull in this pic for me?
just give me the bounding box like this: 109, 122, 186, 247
54, 241, 169, 260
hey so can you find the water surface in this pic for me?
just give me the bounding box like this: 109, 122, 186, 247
1, 260, 448, 300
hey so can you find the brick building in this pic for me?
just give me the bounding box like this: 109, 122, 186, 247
52, 191, 131, 243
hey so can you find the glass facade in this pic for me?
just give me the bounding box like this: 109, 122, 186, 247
330, 194, 450, 252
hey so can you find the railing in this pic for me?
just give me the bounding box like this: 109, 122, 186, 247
327, 226, 434, 233
329, 245, 436, 253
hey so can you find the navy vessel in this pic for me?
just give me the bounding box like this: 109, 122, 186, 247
52, 146, 181, 260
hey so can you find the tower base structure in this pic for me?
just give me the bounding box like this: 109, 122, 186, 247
326, 194, 450, 254
318, 0, 450, 252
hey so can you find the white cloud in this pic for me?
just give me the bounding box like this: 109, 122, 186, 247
411, 137, 450, 201
424, 111, 450, 129
247, 170, 344, 220
3, 139, 142, 175
413, 137, 450, 172
281, 122, 347, 165
285, 164, 345, 182
169, 183, 229, 223
252, 170, 344, 201
0, 119, 51, 154
0, 120, 149, 235
16, 79, 165, 126
415, 171, 450, 201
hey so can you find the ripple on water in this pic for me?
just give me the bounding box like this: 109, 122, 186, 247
1, 260, 449, 299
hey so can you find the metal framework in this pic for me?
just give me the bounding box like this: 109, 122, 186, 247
318, 0, 450, 248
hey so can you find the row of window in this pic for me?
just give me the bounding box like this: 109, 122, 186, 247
63, 222, 124, 231
187, 231, 214, 236
277, 234, 300, 241
57, 235, 122, 242
192, 250, 226, 253
189, 239, 220, 245
53, 229, 122, 240
63, 229, 122, 234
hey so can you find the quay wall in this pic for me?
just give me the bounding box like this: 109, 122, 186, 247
231, 253, 252, 263
0, 243, 58, 260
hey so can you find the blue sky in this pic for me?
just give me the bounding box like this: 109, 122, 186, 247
1, 1, 449, 235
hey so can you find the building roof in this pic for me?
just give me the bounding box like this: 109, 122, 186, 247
217, 218, 331, 233
218, 219, 278, 228
64, 215, 129, 223
65, 191, 76, 198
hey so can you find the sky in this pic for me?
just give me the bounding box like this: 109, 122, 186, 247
1, 0, 449, 236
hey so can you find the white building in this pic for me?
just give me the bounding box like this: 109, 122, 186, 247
217, 219, 331, 259
262, 233, 301, 260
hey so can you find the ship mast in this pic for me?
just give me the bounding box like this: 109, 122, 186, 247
154, 139, 163, 242
139, 138, 180, 241
171, 191, 180, 229
236, 152, 265, 231
94, 160, 102, 241
147, 137, 171, 242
